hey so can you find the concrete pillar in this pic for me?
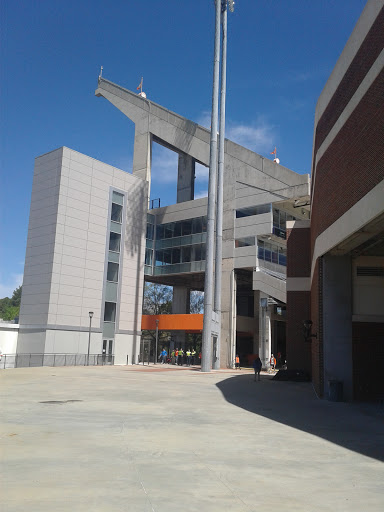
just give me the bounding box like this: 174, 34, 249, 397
253, 290, 260, 355
177, 153, 195, 203
322, 255, 353, 401
257, 293, 270, 368
172, 286, 190, 349
132, 126, 152, 198
221, 262, 235, 368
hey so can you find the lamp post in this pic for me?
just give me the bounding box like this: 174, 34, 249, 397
87, 311, 94, 366
155, 319, 159, 364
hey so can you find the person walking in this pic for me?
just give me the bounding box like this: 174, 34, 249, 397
178, 348, 184, 365
186, 349, 191, 366
253, 355, 262, 381
235, 354, 241, 370
270, 353, 276, 371
191, 348, 196, 365
171, 349, 175, 365
175, 349, 179, 365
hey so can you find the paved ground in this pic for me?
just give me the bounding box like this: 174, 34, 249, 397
1, 365, 383, 512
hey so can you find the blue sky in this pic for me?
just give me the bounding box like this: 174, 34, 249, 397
0, 0, 367, 297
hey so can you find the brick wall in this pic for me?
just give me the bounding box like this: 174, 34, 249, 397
313, 6, 384, 156
286, 226, 311, 278
311, 68, 384, 249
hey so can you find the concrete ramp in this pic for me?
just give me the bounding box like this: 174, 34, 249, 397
253, 268, 286, 303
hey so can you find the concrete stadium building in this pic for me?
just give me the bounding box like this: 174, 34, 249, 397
14, 76, 310, 368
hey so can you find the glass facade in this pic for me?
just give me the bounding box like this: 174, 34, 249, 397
145, 216, 207, 275
258, 239, 286, 266
236, 203, 271, 218
235, 236, 255, 248
272, 209, 296, 240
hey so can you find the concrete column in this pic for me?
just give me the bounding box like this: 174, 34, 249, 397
132, 126, 152, 197
172, 286, 190, 349
253, 290, 260, 355
177, 153, 195, 203
221, 261, 235, 368
322, 255, 353, 401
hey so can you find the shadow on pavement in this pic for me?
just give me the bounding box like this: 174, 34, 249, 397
216, 374, 384, 462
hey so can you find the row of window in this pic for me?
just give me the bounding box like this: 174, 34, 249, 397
258, 240, 287, 266
153, 216, 208, 241
236, 203, 271, 218
104, 191, 124, 326
148, 244, 206, 267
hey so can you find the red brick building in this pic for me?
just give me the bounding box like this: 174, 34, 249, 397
286, 1, 384, 401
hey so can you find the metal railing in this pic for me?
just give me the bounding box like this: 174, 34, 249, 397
0, 353, 116, 369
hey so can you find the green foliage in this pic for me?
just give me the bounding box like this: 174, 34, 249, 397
0, 286, 22, 321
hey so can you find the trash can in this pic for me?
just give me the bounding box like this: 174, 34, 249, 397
328, 380, 343, 402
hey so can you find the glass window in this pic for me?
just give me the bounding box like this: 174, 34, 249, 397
104, 302, 116, 322
155, 250, 163, 266
145, 249, 153, 266
181, 219, 192, 236
273, 209, 279, 227
109, 232, 121, 252
107, 262, 119, 282
156, 225, 164, 240
112, 191, 124, 205
146, 223, 154, 240
272, 249, 278, 264
164, 223, 173, 239
264, 243, 271, 262
235, 237, 255, 248
182, 246, 191, 262
236, 203, 271, 218
163, 249, 172, 265
111, 203, 122, 223
173, 221, 182, 237
172, 248, 181, 264
192, 217, 202, 234
202, 216, 207, 232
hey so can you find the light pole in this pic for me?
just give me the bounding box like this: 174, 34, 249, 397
155, 319, 159, 364
202, 0, 235, 372
87, 311, 94, 366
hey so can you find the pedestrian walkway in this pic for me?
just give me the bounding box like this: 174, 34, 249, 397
1, 366, 383, 511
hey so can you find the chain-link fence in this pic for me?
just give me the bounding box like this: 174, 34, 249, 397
0, 353, 116, 369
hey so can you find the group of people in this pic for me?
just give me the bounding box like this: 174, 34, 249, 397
159, 348, 200, 366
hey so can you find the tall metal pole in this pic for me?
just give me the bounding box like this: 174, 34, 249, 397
201, 0, 221, 372
87, 311, 93, 366
213, 2, 228, 370
155, 319, 159, 365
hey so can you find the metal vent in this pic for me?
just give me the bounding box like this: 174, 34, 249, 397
356, 266, 384, 277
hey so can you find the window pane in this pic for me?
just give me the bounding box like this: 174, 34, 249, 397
258, 246, 265, 260
181, 220, 192, 236
182, 246, 191, 262
192, 217, 202, 234
145, 249, 153, 266
163, 249, 172, 265
236, 204, 271, 218
156, 225, 164, 240
155, 250, 163, 266
194, 245, 202, 261
109, 232, 121, 252
107, 262, 119, 282
112, 191, 124, 205
111, 203, 122, 223
172, 248, 181, 264
235, 237, 255, 248
202, 217, 207, 232
104, 302, 116, 322
146, 223, 154, 240
164, 223, 173, 239
272, 250, 278, 264
173, 221, 182, 237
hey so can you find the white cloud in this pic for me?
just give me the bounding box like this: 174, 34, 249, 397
226, 119, 274, 153
194, 190, 208, 199
197, 111, 275, 155
0, 273, 23, 299
151, 144, 179, 184
195, 163, 209, 182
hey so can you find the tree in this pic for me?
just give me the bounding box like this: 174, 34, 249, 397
0, 286, 22, 321
190, 290, 204, 314
142, 282, 172, 353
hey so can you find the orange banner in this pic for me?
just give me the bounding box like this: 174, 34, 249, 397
141, 314, 203, 332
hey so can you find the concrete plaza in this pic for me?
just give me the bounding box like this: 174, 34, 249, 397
1, 365, 383, 511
